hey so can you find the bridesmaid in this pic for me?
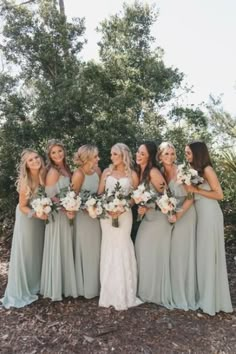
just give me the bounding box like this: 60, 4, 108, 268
1, 149, 46, 308
72, 144, 101, 298
40, 139, 78, 301
135, 142, 173, 308
185, 141, 233, 315
157, 142, 197, 311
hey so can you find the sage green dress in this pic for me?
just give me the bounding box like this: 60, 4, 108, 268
40, 176, 78, 301
74, 172, 101, 298
195, 181, 232, 315
135, 186, 173, 308
169, 180, 197, 310
1, 203, 45, 308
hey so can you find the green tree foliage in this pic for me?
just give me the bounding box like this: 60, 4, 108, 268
0, 0, 86, 140
80, 1, 183, 163
207, 96, 236, 147
0, 0, 86, 207
0, 0, 212, 218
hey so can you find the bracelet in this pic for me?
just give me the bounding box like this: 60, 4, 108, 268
27, 209, 34, 218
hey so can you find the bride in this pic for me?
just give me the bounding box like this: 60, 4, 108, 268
98, 143, 142, 310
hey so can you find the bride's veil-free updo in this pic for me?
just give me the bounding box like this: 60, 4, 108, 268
110, 143, 134, 178
16, 148, 45, 198
74, 144, 98, 168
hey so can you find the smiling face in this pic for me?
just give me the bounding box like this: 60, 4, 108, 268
110, 148, 123, 167
26, 152, 42, 171
49, 145, 65, 166
136, 144, 149, 167
159, 147, 176, 166
185, 145, 193, 163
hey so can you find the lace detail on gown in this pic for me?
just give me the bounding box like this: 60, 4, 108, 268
99, 176, 142, 310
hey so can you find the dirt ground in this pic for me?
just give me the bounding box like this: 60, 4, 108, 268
0, 229, 236, 354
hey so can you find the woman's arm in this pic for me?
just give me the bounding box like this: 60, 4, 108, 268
95, 166, 102, 178
71, 169, 85, 193
97, 168, 110, 194
19, 189, 48, 220
138, 168, 166, 216
46, 168, 60, 187
131, 170, 139, 189
170, 198, 193, 223
19, 188, 33, 216
150, 168, 166, 193
185, 166, 223, 200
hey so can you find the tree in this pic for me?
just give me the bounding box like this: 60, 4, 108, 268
207, 95, 236, 147
78, 1, 183, 163
0, 0, 87, 207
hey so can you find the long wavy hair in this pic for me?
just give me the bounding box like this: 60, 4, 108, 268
187, 141, 212, 176
16, 149, 45, 198
46, 139, 71, 175
74, 144, 98, 168
110, 143, 134, 178
136, 141, 158, 184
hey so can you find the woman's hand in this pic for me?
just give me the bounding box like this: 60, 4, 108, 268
137, 206, 148, 216
168, 213, 177, 223
184, 184, 197, 194
66, 211, 76, 220
37, 213, 48, 221
108, 211, 122, 218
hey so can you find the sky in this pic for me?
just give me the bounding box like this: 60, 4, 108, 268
64, 0, 236, 116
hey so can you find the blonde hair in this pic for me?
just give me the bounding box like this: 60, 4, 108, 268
46, 139, 71, 175
16, 148, 45, 198
157, 142, 176, 162
110, 143, 134, 177
74, 144, 98, 167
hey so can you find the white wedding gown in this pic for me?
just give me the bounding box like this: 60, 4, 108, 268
99, 176, 142, 310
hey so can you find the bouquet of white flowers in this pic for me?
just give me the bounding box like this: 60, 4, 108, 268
131, 183, 157, 221
102, 181, 131, 228
59, 187, 81, 225
31, 196, 53, 223
176, 163, 204, 186
156, 189, 177, 221
84, 193, 106, 219
30, 186, 58, 223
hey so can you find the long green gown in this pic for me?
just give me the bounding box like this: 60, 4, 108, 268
74, 172, 101, 298
195, 181, 233, 315
135, 186, 173, 308
40, 176, 78, 301
1, 204, 45, 308
169, 180, 197, 310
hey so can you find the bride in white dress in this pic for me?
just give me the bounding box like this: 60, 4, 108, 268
98, 143, 142, 310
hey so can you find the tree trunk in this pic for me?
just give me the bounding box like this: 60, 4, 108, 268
59, 0, 65, 16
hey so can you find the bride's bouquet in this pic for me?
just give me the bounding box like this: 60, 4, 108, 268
156, 189, 178, 222
102, 181, 131, 228
58, 186, 82, 225
31, 187, 57, 223
131, 183, 157, 221
176, 163, 204, 186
